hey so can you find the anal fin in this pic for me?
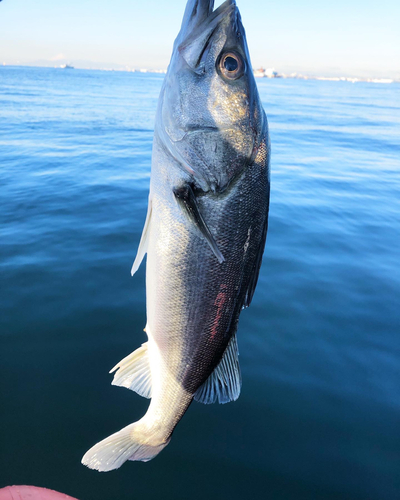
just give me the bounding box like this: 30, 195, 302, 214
110, 342, 152, 399
194, 334, 241, 404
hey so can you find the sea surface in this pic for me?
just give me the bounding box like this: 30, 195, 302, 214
1, 66, 399, 500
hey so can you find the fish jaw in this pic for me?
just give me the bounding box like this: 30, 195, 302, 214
174, 1, 237, 54
175, 0, 215, 48
176, 1, 237, 71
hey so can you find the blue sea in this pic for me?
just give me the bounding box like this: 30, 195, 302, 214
1, 66, 399, 500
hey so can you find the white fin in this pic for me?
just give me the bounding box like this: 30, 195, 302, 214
194, 334, 241, 404
81, 423, 170, 471
131, 198, 152, 276
110, 343, 152, 399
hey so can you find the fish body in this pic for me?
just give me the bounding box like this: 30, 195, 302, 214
82, 0, 270, 471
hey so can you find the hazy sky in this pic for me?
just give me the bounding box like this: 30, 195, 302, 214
0, 0, 399, 77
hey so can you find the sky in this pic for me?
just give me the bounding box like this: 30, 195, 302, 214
0, 0, 399, 78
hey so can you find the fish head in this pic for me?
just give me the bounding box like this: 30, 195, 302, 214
158, 0, 266, 193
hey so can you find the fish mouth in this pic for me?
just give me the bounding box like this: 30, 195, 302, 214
186, 0, 236, 38
180, 0, 236, 33
176, 0, 237, 68
210, 0, 236, 18
174, 0, 238, 73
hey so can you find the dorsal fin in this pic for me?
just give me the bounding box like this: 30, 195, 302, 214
194, 333, 241, 404
243, 139, 270, 308
243, 212, 268, 308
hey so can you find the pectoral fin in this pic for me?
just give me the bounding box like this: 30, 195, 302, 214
173, 184, 225, 264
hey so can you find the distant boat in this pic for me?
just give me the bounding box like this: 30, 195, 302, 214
253, 68, 266, 78
370, 78, 393, 84
60, 64, 74, 69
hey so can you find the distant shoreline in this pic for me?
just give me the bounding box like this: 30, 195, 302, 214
1, 64, 398, 84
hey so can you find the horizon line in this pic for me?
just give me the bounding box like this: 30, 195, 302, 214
1, 63, 399, 84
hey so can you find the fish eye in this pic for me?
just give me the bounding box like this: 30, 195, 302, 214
218, 52, 245, 81
224, 56, 238, 72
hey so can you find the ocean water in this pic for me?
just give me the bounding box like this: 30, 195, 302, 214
1, 66, 399, 500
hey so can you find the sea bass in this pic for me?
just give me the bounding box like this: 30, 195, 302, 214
82, 0, 270, 471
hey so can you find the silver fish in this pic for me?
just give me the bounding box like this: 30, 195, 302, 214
82, 0, 270, 472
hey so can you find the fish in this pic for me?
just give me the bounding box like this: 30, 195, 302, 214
82, 0, 270, 472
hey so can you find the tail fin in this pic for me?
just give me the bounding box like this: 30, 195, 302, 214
81, 423, 170, 472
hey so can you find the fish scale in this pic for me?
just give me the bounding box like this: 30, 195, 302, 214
82, 0, 270, 471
